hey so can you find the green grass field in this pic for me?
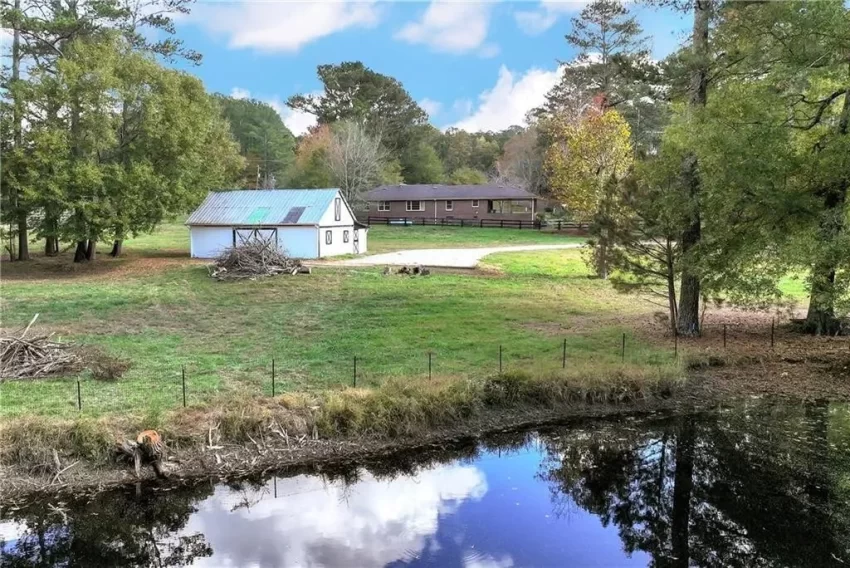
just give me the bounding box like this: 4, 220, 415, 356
0, 225, 678, 418
0, 223, 808, 419
365, 224, 585, 253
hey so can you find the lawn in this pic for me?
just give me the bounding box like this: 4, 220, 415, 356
365, 224, 585, 253
1, 227, 675, 418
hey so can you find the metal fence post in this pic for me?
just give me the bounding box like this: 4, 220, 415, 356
622, 333, 626, 363
272, 358, 276, 397
562, 338, 567, 369
182, 366, 186, 408
77, 380, 82, 411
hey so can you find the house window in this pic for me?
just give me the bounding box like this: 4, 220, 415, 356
334, 198, 341, 221
406, 200, 424, 212
378, 201, 391, 212
445, 200, 453, 211
471, 200, 479, 208
325, 230, 332, 245
343, 230, 350, 243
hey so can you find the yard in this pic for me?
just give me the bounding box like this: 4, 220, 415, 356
0, 223, 678, 418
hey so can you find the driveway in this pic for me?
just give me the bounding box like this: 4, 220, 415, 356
328, 244, 583, 269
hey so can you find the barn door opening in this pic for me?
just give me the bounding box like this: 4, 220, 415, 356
233, 228, 278, 251
353, 230, 360, 254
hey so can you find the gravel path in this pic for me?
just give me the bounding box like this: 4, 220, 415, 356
327, 244, 582, 269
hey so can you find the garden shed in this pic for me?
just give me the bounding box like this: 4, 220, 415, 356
186, 189, 367, 259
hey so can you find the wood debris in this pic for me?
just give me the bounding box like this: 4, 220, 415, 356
0, 314, 80, 380
208, 241, 308, 280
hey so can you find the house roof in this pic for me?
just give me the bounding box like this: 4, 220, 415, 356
366, 184, 536, 201
186, 189, 340, 226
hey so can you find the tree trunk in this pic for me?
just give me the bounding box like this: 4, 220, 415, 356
86, 239, 97, 261
597, 240, 609, 280
16, 216, 29, 261
10, 0, 29, 262
110, 239, 123, 257
44, 236, 59, 256
804, 85, 849, 335
670, 417, 695, 567
666, 238, 679, 336
73, 240, 88, 263
676, 0, 711, 337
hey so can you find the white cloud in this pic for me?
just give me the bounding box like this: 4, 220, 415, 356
451, 65, 560, 132
420, 98, 443, 118
228, 87, 317, 136
184, 464, 488, 567
229, 87, 251, 100
514, 10, 558, 35
395, 1, 494, 54
514, 0, 590, 35
193, 1, 381, 53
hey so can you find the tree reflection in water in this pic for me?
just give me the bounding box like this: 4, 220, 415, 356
0, 482, 214, 568
2, 401, 849, 568
538, 401, 850, 567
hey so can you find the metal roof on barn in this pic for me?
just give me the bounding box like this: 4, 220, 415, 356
186, 189, 340, 226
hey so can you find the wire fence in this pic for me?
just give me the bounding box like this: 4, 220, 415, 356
1, 334, 675, 418
3, 320, 843, 419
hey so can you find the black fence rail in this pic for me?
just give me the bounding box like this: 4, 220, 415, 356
366, 216, 585, 231
367, 216, 541, 229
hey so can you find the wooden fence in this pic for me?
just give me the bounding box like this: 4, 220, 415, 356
366, 216, 585, 231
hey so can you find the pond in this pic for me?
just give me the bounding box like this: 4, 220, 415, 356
2, 399, 849, 567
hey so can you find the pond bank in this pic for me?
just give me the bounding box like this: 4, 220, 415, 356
4, 398, 848, 566
2, 346, 849, 502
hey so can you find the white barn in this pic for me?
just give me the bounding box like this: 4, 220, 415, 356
186, 189, 368, 259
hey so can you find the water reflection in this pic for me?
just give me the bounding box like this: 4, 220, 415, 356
2, 400, 849, 567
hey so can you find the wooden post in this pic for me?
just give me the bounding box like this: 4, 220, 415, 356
479, 219, 483, 227
182, 366, 186, 408
272, 358, 276, 397
460, 219, 464, 228
500, 220, 504, 228
77, 380, 82, 411
562, 338, 567, 369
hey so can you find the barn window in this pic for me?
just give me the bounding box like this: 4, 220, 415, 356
471, 200, 480, 208
343, 230, 350, 243
378, 201, 391, 211
334, 198, 341, 221
406, 200, 424, 212
445, 200, 453, 211
325, 230, 332, 245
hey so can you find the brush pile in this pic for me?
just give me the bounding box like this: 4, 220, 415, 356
208, 241, 308, 280
1, 315, 80, 380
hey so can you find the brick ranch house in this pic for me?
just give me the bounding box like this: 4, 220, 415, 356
365, 184, 539, 222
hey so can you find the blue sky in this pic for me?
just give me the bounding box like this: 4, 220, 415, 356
173, 1, 690, 135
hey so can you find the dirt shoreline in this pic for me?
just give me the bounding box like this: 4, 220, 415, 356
0, 398, 692, 503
